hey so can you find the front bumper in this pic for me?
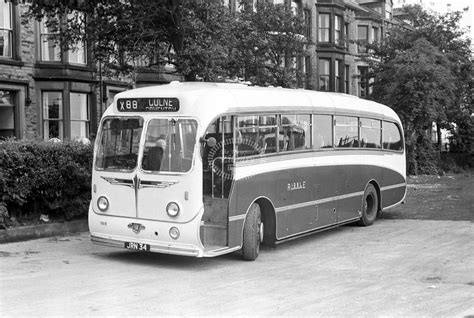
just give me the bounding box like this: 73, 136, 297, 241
91, 234, 202, 257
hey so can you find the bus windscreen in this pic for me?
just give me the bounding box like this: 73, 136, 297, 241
95, 117, 143, 171
141, 118, 197, 173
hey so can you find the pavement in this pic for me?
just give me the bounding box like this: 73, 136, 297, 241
0, 219, 88, 244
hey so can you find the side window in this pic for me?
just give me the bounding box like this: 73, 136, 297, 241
335, 116, 358, 148
313, 114, 333, 149
383, 121, 403, 151
258, 115, 278, 154
237, 115, 264, 157
360, 118, 381, 149
280, 114, 311, 152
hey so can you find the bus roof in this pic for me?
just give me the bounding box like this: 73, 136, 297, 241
109, 82, 401, 125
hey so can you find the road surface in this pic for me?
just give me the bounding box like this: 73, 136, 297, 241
1, 218, 473, 316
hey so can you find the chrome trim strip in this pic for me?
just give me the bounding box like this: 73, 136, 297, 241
229, 214, 246, 222
139, 180, 178, 189
101, 176, 178, 189
275, 191, 365, 213
380, 183, 406, 191
203, 246, 241, 257
100, 176, 134, 188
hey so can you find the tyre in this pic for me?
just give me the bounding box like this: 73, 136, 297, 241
358, 184, 378, 226
242, 203, 262, 261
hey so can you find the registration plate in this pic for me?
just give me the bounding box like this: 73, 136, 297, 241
124, 242, 150, 251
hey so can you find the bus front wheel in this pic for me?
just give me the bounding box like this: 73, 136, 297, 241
242, 203, 262, 261
358, 184, 378, 226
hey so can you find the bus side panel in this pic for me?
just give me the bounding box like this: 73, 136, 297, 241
228, 162, 406, 248
277, 168, 315, 238
336, 164, 384, 222
227, 172, 282, 248
228, 165, 341, 245
381, 165, 407, 209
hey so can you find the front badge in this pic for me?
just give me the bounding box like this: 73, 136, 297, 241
128, 223, 145, 234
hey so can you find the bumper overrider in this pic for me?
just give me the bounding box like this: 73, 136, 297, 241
89, 206, 205, 257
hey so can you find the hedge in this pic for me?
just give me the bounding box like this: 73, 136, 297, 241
0, 139, 93, 224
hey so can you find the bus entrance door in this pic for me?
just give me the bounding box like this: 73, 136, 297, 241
200, 196, 229, 249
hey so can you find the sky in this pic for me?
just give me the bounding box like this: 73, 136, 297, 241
394, 0, 473, 42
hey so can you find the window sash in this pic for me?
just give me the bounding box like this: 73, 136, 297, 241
70, 92, 90, 139
0, 2, 13, 58
43, 92, 63, 140
318, 13, 330, 42
0, 2, 12, 29
335, 60, 341, 92
319, 59, 330, 91
304, 9, 311, 38
334, 16, 342, 44
358, 67, 368, 97
357, 25, 369, 53
344, 65, 350, 94
39, 14, 87, 64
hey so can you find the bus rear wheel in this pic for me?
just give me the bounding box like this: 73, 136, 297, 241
242, 203, 262, 261
358, 184, 378, 226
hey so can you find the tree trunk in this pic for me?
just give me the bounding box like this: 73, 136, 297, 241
436, 122, 442, 153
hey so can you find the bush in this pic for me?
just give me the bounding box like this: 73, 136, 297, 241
0, 139, 93, 224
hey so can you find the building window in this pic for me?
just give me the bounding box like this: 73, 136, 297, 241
70, 92, 90, 140
344, 64, 350, 94
372, 27, 379, 43
334, 15, 342, 45
39, 14, 87, 64
238, 0, 257, 12
296, 55, 304, 88
358, 66, 368, 97
385, 4, 393, 20
40, 19, 61, 62
318, 58, 330, 91
305, 56, 311, 89
43, 92, 63, 140
318, 13, 330, 42
68, 40, 87, 64
357, 25, 369, 53
0, 1, 13, 58
291, 0, 299, 15
335, 60, 342, 92
344, 23, 349, 49
0, 90, 15, 138
304, 9, 311, 39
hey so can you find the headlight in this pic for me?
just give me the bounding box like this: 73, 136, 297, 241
166, 202, 180, 217
97, 196, 109, 211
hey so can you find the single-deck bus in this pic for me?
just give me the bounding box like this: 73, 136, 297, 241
89, 82, 406, 260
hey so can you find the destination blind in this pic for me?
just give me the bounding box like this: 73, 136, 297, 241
117, 98, 180, 112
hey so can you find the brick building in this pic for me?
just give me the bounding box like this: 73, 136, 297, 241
0, 0, 398, 141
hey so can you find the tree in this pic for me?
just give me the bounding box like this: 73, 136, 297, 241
371, 39, 456, 174
232, 1, 307, 87
22, 0, 306, 86
23, 0, 236, 82
368, 5, 473, 173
